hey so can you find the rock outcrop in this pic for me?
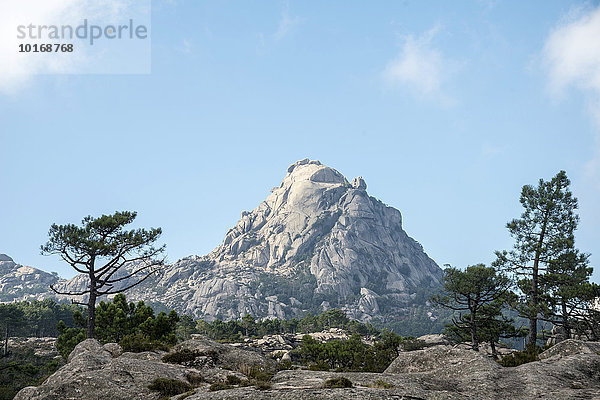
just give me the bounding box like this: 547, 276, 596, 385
0, 255, 59, 302
2, 159, 443, 323
124, 159, 442, 322
15, 337, 273, 400
16, 338, 600, 400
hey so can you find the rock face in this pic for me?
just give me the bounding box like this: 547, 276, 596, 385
123, 159, 442, 322
0, 255, 59, 302
1, 159, 442, 323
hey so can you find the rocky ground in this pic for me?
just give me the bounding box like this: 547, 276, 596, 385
14, 336, 600, 400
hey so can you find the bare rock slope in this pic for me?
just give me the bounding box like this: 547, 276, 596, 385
121, 159, 443, 322
0, 254, 59, 302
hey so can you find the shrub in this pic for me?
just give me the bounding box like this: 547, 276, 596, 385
148, 378, 192, 396
254, 381, 272, 390
185, 371, 204, 386
226, 375, 242, 385
120, 333, 170, 353
209, 382, 233, 391
308, 362, 330, 371
244, 366, 274, 382
322, 377, 353, 388
498, 346, 540, 367
278, 360, 293, 370
369, 379, 395, 389
400, 337, 426, 352
162, 349, 203, 364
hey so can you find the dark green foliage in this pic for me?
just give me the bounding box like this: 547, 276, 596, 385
56, 294, 179, 360
176, 315, 197, 341
95, 294, 179, 345
254, 381, 272, 390
41, 211, 165, 338
162, 349, 204, 364
539, 249, 599, 339
295, 330, 403, 372
0, 299, 81, 340
370, 379, 394, 389
148, 378, 192, 396
322, 377, 353, 388
119, 333, 171, 353
245, 366, 274, 382
399, 337, 426, 351
197, 308, 378, 342
209, 382, 234, 391
226, 375, 242, 385
0, 346, 60, 400
494, 171, 581, 347
432, 264, 515, 352
498, 346, 541, 367
56, 320, 86, 360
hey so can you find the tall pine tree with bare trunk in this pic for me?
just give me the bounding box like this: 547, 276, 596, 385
41, 211, 165, 339
494, 171, 578, 348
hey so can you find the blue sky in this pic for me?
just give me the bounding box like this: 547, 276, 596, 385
0, 0, 598, 282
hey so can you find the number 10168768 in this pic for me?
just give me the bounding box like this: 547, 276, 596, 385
19, 43, 74, 53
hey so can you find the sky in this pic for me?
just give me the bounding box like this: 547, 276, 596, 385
0, 0, 598, 283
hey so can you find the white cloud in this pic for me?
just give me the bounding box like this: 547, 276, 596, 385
0, 0, 148, 95
542, 5, 600, 190
383, 26, 457, 103
543, 5, 600, 105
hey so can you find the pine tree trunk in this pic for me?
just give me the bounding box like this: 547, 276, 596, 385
528, 213, 549, 348
470, 312, 479, 351
561, 301, 570, 339
87, 291, 97, 339
3, 325, 8, 357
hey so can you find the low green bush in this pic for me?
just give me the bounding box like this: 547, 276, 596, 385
162, 349, 203, 364
148, 378, 192, 396
209, 382, 233, 391
120, 333, 171, 353
322, 377, 353, 388
498, 346, 540, 367
226, 375, 242, 385
254, 381, 272, 390
369, 379, 395, 389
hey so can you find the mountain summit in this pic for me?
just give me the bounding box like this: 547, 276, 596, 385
121, 158, 443, 322
10, 159, 443, 326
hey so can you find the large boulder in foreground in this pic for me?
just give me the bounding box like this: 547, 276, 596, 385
14, 336, 272, 400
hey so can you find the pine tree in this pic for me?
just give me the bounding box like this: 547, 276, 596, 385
432, 264, 513, 352
494, 171, 578, 347
41, 211, 165, 338
539, 248, 599, 339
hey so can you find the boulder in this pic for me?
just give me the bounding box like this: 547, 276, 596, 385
172, 336, 274, 371
539, 339, 600, 360
103, 342, 123, 358
15, 339, 191, 400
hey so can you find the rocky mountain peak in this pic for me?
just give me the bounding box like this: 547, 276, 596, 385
8, 159, 444, 325
0, 253, 14, 262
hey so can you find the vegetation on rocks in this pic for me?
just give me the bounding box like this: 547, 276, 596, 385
295, 330, 405, 372
56, 294, 179, 360
0, 345, 59, 400
148, 377, 192, 396
322, 377, 353, 388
